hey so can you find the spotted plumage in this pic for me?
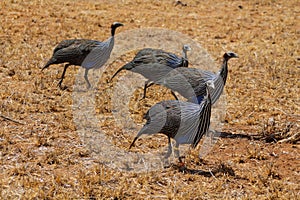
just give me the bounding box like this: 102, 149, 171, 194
155, 52, 238, 104
42, 22, 123, 89
129, 80, 214, 162
110, 45, 191, 98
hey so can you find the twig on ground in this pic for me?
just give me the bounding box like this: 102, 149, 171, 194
278, 132, 300, 144
0, 113, 25, 125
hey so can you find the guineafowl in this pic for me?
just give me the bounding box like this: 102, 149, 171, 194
129, 80, 214, 163
110, 45, 191, 99
42, 22, 123, 89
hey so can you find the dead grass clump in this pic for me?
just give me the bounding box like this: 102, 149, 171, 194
261, 117, 299, 144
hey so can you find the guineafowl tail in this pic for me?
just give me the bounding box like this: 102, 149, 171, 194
129, 122, 151, 149
129, 136, 139, 149
110, 62, 133, 82
41, 58, 56, 71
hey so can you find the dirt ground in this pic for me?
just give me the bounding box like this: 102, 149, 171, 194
0, 0, 299, 199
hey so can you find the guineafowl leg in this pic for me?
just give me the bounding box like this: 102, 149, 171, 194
84, 68, 91, 89
162, 136, 172, 168
142, 80, 155, 99
58, 64, 70, 89
174, 141, 181, 162
174, 141, 186, 170
164, 136, 172, 159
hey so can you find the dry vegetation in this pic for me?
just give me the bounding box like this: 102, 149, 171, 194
0, 0, 299, 199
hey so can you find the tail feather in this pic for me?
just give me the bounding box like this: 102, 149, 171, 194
110, 62, 132, 82
41, 58, 56, 71
129, 136, 139, 149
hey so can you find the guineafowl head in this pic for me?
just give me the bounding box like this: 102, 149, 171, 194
111, 22, 124, 36
182, 44, 191, 67
223, 52, 239, 60
182, 44, 192, 53
205, 80, 215, 90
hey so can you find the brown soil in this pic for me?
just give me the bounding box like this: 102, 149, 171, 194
0, 0, 299, 199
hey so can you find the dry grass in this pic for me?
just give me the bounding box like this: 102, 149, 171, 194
0, 0, 299, 199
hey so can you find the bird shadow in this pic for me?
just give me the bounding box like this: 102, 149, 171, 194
170, 163, 237, 178
214, 131, 263, 141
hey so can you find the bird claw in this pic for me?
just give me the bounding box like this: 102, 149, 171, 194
139, 95, 146, 101
58, 82, 67, 90
177, 156, 187, 171
163, 164, 171, 169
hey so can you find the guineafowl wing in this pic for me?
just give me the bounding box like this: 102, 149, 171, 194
131, 63, 175, 82
173, 101, 204, 145
52, 41, 86, 65
136, 101, 169, 137
154, 68, 201, 99
81, 38, 113, 69
129, 47, 184, 70
191, 100, 211, 148
53, 39, 79, 54
164, 53, 183, 68
130, 52, 157, 66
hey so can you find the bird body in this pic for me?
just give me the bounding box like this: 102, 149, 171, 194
129, 81, 214, 161
42, 22, 123, 88
43, 39, 105, 69
132, 45, 190, 69
110, 45, 191, 98
155, 52, 238, 104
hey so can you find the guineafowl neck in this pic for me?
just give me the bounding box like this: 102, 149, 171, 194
219, 58, 228, 85
109, 36, 114, 47
207, 92, 212, 105
181, 56, 188, 67
182, 52, 188, 67
182, 60, 188, 67
182, 51, 187, 60
111, 28, 117, 36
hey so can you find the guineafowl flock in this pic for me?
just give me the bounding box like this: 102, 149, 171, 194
42, 22, 238, 166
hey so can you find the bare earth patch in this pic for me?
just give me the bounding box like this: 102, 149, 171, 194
0, 0, 299, 199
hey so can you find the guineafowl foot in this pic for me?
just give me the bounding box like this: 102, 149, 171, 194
177, 156, 187, 172
139, 95, 147, 101
177, 164, 187, 173
58, 82, 68, 90
163, 164, 171, 169
59, 85, 68, 90
169, 162, 187, 172
178, 156, 185, 163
